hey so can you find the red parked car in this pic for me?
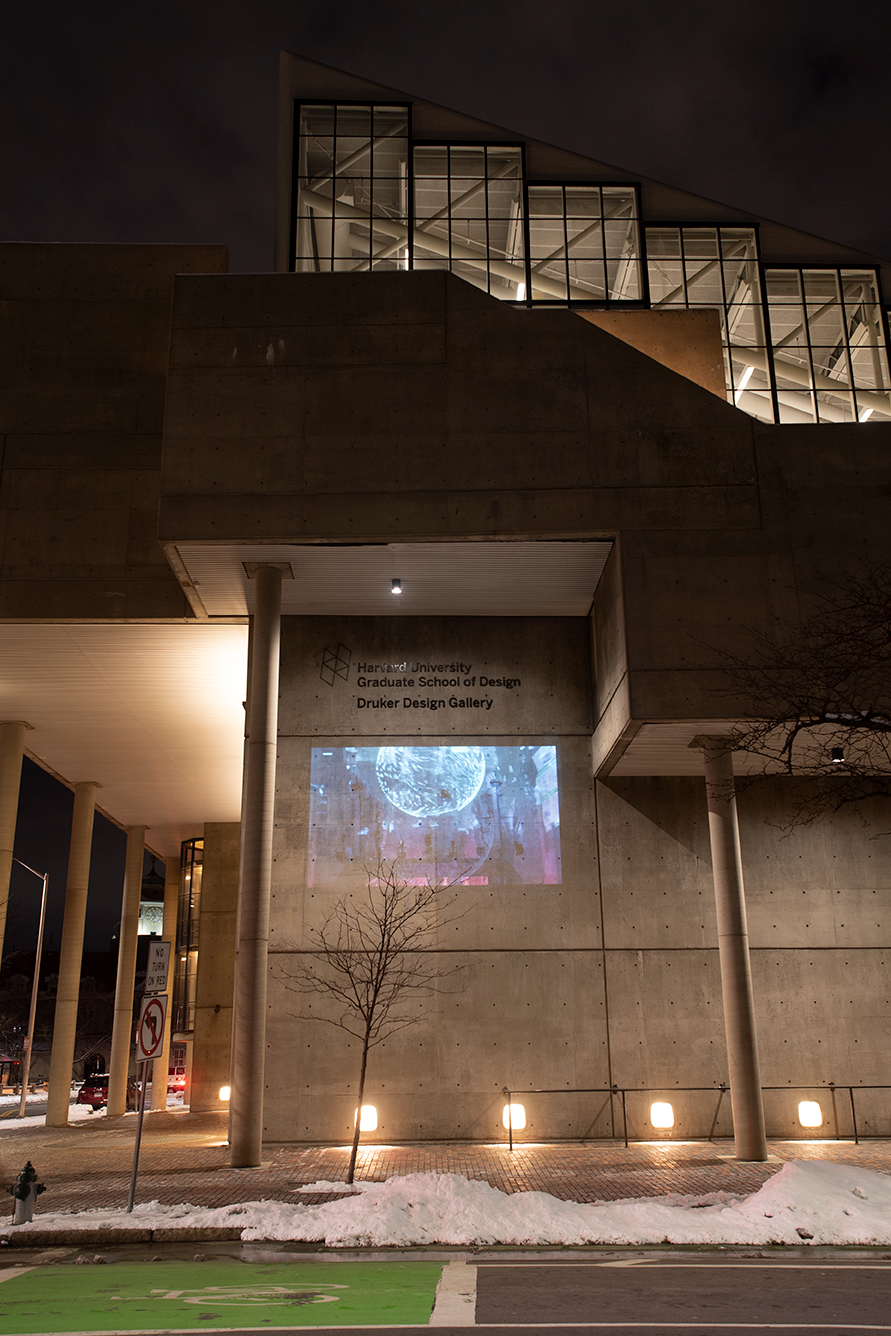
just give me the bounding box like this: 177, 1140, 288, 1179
76, 1074, 138, 1111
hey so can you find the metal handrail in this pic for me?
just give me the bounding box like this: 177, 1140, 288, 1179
500, 1083, 891, 1150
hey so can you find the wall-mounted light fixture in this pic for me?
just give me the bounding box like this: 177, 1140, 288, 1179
219, 1085, 231, 1102
798, 1100, 822, 1128
391, 578, 402, 595
355, 1104, 378, 1131
650, 1101, 675, 1129
502, 1103, 526, 1130
831, 747, 845, 764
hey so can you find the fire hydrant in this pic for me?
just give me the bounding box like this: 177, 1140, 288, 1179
8, 1162, 45, 1225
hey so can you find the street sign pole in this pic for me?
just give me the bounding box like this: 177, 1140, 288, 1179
126, 951, 170, 1214
126, 1059, 150, 1213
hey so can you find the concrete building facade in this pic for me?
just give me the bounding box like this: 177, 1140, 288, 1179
1, 53, 889, 1156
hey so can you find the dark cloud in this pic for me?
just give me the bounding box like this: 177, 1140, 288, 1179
2, 0, 889, 270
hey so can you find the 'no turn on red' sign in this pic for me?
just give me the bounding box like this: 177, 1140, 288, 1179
136, 993, 168, 1062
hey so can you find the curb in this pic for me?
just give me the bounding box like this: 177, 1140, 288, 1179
1, 1226, 246, 1246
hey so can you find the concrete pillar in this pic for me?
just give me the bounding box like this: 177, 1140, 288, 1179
0, 722, 29, 958
698, 738, 768, 1161
46, 781, 100, 1125
230, 565, 282, 1166
107, 826, 146, 1117
191, 822, 240, 1114
150, 855, 181, 1112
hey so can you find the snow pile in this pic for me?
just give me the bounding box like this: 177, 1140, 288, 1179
6, 1161, 891, 1246
233, 1162, 891, 1247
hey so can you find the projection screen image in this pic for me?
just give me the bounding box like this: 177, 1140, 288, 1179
308, 745, 561, 886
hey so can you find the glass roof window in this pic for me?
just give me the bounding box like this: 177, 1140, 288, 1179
528, 185, 642, 304
647, 225, 773, 421
294, 103, 410, 274
412, 144, 525, 300
290, 104, 891, 425
764, 269, 891, 424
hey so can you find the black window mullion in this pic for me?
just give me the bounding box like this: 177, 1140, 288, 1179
798, 270, 819, 423
759, 260, 781, 423
520, 149, 531, 305
289, 101, 301, 273
406, 103, 414, 272
600, 188, 610, 304
367, 107, 375, 271
562, 187, 570, 301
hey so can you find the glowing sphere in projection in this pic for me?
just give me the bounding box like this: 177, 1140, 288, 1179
375, 746, 487, 817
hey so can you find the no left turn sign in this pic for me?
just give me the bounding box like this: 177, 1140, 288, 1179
136, 994, 168, 1061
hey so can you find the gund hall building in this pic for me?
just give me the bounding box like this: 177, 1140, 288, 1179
1, 52, 889, 1164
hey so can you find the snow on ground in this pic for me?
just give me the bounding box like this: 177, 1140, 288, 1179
6, 1161, 891, 1247
0, 1089, 183, 1129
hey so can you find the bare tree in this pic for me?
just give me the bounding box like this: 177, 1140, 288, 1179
277, 860, 467, 1183
717, 561, 891, 826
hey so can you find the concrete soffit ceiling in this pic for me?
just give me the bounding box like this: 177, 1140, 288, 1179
169, 541, 614, 619
0, 623, 248, 858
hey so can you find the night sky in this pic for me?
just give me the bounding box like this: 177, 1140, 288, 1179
3, 1, 891, 270
3, 0, 890, 956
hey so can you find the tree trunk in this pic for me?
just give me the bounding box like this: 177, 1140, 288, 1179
346, 1028, 371, 1184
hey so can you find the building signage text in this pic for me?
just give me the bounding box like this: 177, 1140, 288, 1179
353, 659, 521, 712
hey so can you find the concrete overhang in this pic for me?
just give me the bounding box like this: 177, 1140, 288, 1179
598, 719, 770, 778
165, 540, 613, 619
2, 542, 612, 857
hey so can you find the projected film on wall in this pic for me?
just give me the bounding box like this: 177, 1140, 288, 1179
308, 745, 562, 886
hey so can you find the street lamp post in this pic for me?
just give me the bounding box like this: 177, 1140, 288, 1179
13, 857, 49, 1119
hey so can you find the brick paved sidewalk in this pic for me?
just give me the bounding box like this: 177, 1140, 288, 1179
2, 1108, 890, 1217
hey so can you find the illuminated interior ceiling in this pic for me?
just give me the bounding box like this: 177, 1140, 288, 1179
170, 541, 613, 618
0, 624, 248, 857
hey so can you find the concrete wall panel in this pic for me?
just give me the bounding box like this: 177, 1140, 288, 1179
0, 242, 227, 620
598, 779, 716, 950
190, 821, 240, 1115
265, 948, 609, 1141
604, 948, 727, 1089
277, 616, 593, 738
751, 949, 891, 1088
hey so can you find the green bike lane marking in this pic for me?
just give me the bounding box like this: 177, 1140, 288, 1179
0, 1260, 443, 1332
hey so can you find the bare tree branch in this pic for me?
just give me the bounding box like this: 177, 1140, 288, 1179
274, 859, 469, 1181
708, 561, 891, 827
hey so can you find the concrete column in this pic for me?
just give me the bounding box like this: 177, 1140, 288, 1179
0, 722, 29, 958
107, 826, 146, 1117
46, 781, 100, 1125
191, 822, 240, 1114
698, 738, 768, 1161
230, 565, 282, 1166
150, 855, 181, 1112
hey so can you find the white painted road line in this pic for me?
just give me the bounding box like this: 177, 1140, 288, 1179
429, 1257, 478, 1325
481, 1262, 891, 1269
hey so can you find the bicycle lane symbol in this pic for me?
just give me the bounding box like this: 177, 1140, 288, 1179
108, 1285, 349, 1308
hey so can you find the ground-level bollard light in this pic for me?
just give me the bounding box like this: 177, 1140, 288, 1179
8, 1161, 45, 1224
